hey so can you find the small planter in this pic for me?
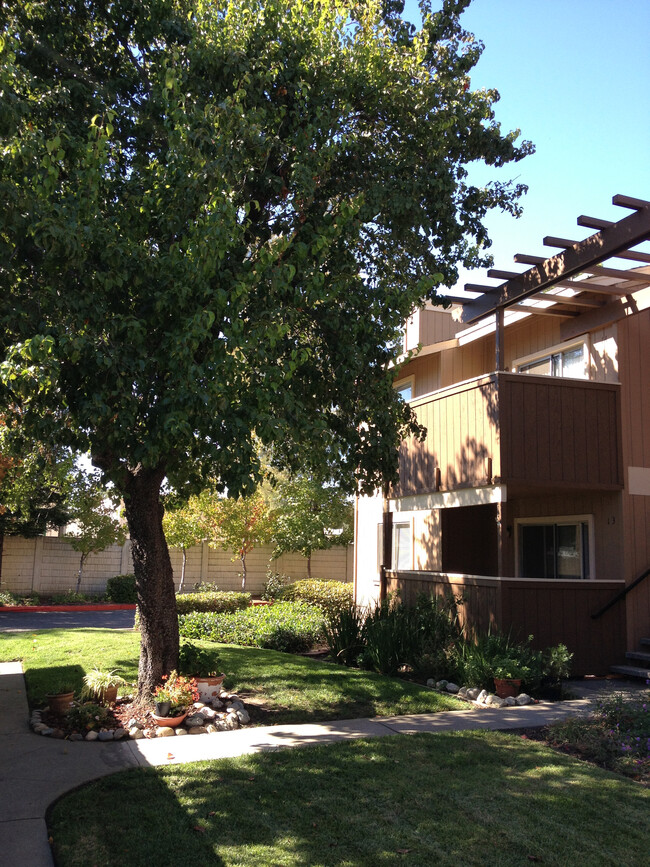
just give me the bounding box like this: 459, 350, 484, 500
154, 700, 171, 717
47, 691, 75, 715
493, 678, 521, 699
96, 685, 118, 706
151, 710, 188, 728
195, 674, 225, 703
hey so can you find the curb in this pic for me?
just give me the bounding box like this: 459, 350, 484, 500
0, 604, 136, 613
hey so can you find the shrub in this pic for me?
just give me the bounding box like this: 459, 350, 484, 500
66, 703, 113, 732
454, 631, 544, 692
192, 580, 220, 592
0, 590, 20, 606
323, 603, 366, 666
51, 590, 93, 604
105, 573, 137, 603
281, 579, 353, 621
0, 590, 40, 606
178, 640, 221, 676
175, 591, 250, 614
261, 569, 290, 601
178, 601, 324, 651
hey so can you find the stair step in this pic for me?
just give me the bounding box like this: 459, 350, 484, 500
641, 637, 650, 648
626, 650, 650, 664
610, 664, 650, 680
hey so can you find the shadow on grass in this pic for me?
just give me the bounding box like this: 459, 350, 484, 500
47, 731, 650, 867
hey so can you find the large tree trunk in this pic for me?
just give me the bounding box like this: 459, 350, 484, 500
122, 467, 178, 703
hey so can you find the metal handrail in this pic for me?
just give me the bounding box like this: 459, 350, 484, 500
591, 566, 650, 619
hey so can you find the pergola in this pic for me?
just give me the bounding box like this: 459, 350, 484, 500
447, 194, 650, 370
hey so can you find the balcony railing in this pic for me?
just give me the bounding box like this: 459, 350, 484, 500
392, 372, 622, 499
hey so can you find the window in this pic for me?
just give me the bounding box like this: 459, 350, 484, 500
517, 517, 591, 579
394, 376, 413, 402
392, 521, 412, 570
516, 343, 587, 379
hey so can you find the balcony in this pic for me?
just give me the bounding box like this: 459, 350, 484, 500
392, 372, 623, 499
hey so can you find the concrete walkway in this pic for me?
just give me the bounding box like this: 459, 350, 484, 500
0, 662, 620, 866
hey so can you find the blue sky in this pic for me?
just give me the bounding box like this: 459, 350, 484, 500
403, 0, 650, 288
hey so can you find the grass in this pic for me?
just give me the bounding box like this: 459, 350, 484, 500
46, 731, 650, 866
0, 629, 462, 721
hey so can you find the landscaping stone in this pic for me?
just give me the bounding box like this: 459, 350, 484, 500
236, 709, 250, 725
69, 733, 84, 741
129, 726, 144, 739
156, 727, 175, 737
516, 693, 532, 706
426, 678, 435, 687
185, 713, 205, 727
485, 694, 505, 708
98, 730, 114, 741
85, 731, 98, 741
206, 724, 217, 733
188, 725, 207, 735
458, 687, 468, 698
225, 713, 240, 730
476, 690, 488, 704
504, 696, 517, 707
445, 683, 459, 694
466, 688, 481, 700
113, 728, 126, 740
436, 680, 448, 690
40, 727, 54, 736
175, 728, 188, 736
51, 729, 65, 739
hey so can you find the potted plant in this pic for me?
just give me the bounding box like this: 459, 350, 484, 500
80, 668, 127, 705
492, 657, 531, 698
151, 670, 198, 726
46, 682, 76, 715
178, 641, 225, 702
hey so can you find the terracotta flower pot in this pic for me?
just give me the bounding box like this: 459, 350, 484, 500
493, 678, 521, 699
151, 710, 188, 728
97, 685, 118, 706
195, 674, 225, 703
47, 691, 75, 715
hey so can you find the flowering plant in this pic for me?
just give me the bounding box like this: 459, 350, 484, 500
152, 670, 198, 714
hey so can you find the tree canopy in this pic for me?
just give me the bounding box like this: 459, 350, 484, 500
0, 0, 532, 696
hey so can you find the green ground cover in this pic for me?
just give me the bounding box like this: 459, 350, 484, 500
47, 731, 650, 866
0, 629, 462, 721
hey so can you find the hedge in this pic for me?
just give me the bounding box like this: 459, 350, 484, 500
280, 579, 353, 621
178, 601, 325, 653
175, 591, 251, 615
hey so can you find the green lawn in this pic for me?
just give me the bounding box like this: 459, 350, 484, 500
47, 731, 650, 866
0, 628, 462, 722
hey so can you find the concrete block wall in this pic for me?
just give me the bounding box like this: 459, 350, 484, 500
1, 535, 353, 596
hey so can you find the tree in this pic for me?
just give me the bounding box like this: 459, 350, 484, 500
203, 491, 274, 591
0, 0, 532, 698
67, 472, 127, 592
271, 476, 353, 579
0, 423, 75, 585
162, 495, 206, 592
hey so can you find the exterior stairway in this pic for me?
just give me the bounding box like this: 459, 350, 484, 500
610, 637, 650, 680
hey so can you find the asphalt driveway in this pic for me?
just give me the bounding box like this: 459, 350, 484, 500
0, 610, 136, 632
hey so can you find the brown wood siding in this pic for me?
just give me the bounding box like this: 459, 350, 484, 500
387, 571, 626, 674
618, 309, 650, 649
395, 373, 622, 498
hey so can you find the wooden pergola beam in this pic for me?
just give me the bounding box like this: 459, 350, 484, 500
461, 201, 650, 323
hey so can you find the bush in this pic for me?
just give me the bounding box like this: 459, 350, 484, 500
178, 640, 221, 676
323, 603, 366, 666
454, 631, 544, 692
0, 590, 20, 606
51, 590, 93, 604
0, 590, 40, 606
105, 573, 137, 604
175, 591, 250, 614
261, 569, 290, 601
281, 579, 353, 621
179, 601, 325, 652
192, 580, 220, 592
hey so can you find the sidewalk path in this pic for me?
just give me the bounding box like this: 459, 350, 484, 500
0, 662, 603, 867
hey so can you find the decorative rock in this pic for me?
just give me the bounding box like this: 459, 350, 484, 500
85, 731, 99, 741
504, 696, 517, 707
466, 687, 481, 700
206, 724, 217, 733
188, 725, 207, 735
426, 678, 436, 687
185, 714, 205, 727
211, 720, 229, 731
192, 701, 206, 709
436, 680, 448, 690
445, 683, 460, 694
113, 728, 126, 740
225, 713, 240, 730
458, 687, 468, 698
516, 693, 532, 706
69, 733, 84, 741
33, 723, 49, 733
40, 727, 54, 736
485, 694, 505, 708
227, 699, 244, 712
51, 729, 66, 739
476, 690, 488, 705
236, 709, 250, 725
98, 730, 114, 741
127, 717, 143, 730
156, 727, 176, 738
175, 728, 188, 736
129, 727, 144, 739
199, 706, 217, 720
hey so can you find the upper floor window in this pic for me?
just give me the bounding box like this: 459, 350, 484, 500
394, 376, 413, 402
515, 342, 587, 379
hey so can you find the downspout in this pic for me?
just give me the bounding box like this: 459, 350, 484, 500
381, 482, 393, 603
353, 492, 359, 603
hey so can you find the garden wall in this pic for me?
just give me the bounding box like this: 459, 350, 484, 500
0, 535, 354, 597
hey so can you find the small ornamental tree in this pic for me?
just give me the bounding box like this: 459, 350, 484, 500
272, 477, 353, 579
162, 496, 206, 592
0, 0, 532, 697
203, 491, 275, 591
67, 473, 127, 592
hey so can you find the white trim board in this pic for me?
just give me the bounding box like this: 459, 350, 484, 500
390, 485, 507, 513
